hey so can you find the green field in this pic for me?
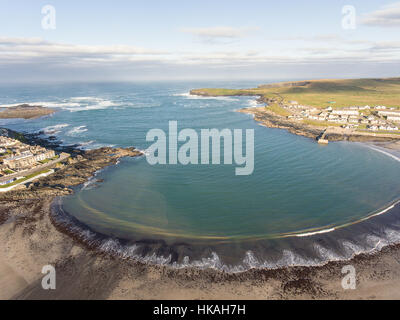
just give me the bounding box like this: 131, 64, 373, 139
191, 78, 400, 109
39, 155, 59, 164
266, 103, 291, 116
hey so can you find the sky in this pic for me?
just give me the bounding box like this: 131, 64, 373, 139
0, 0, 400, 82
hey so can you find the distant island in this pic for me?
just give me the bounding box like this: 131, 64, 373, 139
191, 78, 400, 143
0, 104, 56, 119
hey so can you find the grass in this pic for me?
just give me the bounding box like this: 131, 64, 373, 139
38, 155, 59, 164
0, 169, 50, 188
266, 104, 291, 117
302, 119, 343, 127
192, 78, 400, 110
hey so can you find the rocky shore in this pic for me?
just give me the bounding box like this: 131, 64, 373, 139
0, 127, 142, 200
240, 107, 400, 143
3, 188, 400, 300
0, 104, 56, 119
190, 87, 400, 143
1, 129, 400, 299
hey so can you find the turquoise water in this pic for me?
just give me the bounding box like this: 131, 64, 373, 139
2, 82, 400, 268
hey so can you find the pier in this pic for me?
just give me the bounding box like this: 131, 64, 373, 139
317, 129, 329, 144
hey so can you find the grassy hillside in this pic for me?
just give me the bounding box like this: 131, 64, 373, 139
191, 78, 400, 109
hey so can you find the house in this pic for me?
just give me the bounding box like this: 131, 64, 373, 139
332, 110, 359, 116
387, 116, 400, 123
378, 111, 400, 117
3, 150, 55, 169
0, 136, 17, 148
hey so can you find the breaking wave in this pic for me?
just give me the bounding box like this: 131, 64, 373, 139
247, 99, 264, 108
1, 97, 121, 112
67, 125, 88, 136
41, 123, 70, 134
51, 197, 400, 273
172, 92, 239, 102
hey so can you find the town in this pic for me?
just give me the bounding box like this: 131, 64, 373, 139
0, 134, 69, 190
284, 102, 400, 132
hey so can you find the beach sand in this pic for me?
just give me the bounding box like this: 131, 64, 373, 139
1, 143, 400, 300
1, 194, 400, 300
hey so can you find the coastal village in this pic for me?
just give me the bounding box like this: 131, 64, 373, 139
0, 133, 69, 190
284, 102, 400, 132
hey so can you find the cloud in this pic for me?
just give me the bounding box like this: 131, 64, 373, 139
0, 37, 167, 59
361, 2, 400, 27
180, 26, 259, 43
0, 36, 399, 82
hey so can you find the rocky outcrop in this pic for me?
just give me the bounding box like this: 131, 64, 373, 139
0, 104, 56, 119
0, 127, 142, 204
0, 146, 143, 201
240, 108, 400, 143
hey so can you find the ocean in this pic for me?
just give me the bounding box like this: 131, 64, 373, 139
2, 81, 400, 271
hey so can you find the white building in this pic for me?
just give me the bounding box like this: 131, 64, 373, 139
378, 111, 400, 117
332, 110, 359, 116
387, 116, 400, 123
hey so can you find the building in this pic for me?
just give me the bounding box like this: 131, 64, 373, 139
378, 111, 400, 117
332, 110, 359, 116
3, 150, 55, 169
387, 116, 400, 123
0, 136, 17, 148
3, 152, 35, 169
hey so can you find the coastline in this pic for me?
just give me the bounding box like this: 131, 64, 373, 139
1, 128, 400, 299
3, 192, 400, 299
238, 107, 400, 143
0, 89, 400, 299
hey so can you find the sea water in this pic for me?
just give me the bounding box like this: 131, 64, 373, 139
1, 81, 400, 270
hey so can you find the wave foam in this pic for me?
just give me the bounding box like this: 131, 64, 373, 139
67, 125, 87, 136
2, 97, 121, 112
41, 123, 70, 134
173, 92, 239, 102
365, 145, 400, 163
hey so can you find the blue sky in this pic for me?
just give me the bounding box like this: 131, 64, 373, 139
1, 0, 400, 82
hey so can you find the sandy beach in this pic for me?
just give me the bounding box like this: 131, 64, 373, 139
0, 141, 400, 300
2, 196, 400, 300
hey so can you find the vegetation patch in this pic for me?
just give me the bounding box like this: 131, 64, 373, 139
0, 169, 51, 188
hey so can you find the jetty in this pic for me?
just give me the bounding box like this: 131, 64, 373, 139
317, 129, 329, 144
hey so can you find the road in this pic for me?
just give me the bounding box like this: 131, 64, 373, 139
0, 152, 69, 184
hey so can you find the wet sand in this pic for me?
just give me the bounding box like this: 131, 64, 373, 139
0, 142, 400, 299
2, 196, 400, 300
0, 121, 400, 300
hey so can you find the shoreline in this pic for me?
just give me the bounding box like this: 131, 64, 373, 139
238, 107, 400, 143
50, 196, 400, 272
4, 192, 400, 299
1, 122, 400, 298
